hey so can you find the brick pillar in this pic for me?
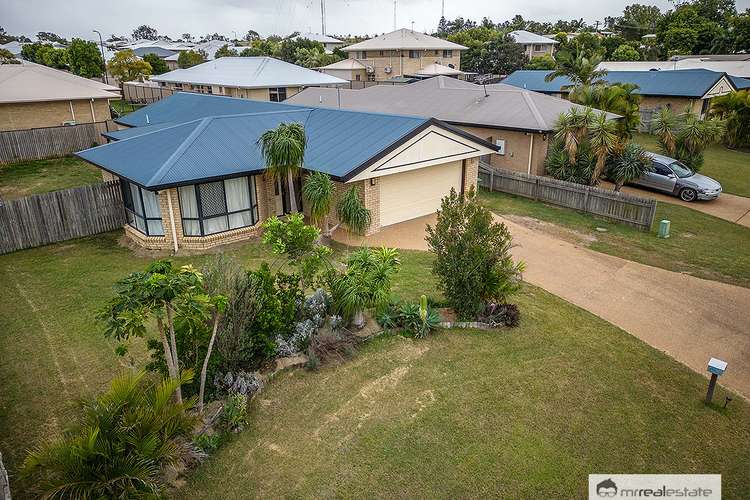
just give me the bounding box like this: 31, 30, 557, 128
464, 157, 479, 195
362, 179, 380, 235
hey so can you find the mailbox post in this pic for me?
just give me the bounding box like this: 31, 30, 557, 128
705, 358, 728, 404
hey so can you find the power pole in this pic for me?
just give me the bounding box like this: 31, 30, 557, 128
393, 0, 397, 30
321, 0, 326, 35
441, 0, 445, 19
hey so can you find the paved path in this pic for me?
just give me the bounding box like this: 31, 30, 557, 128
335, 214, 750, 398
600, 181, 750, 228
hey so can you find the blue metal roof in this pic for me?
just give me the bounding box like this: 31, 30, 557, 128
79, 106, 430, 188
729, 75, 750, 90
502, 69, 742, 97
117, 92, 308, 127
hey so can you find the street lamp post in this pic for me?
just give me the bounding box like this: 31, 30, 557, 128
93, 30, 108, 84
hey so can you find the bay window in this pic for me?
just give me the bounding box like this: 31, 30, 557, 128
178, 176, 259, 236
120, 180, 164, 236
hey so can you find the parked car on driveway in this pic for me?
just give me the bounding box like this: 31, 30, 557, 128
632, 152, 722, 202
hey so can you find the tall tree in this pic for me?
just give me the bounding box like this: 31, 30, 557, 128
132, 24, 158, 40
177, 49, 206, 68
258, 122, 306, 214
214, 44, 239, 58
108, 49, 152, 85
67, 38, 103, 78
545, 51, 608, 87
142, 53, 169, 74
36, 31, 67, 45
616, 4, 663, 40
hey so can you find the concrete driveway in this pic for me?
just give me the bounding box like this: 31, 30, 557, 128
335, 214, 750, 398
599, 181, 750, 228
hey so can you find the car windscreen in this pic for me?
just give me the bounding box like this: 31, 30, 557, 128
669, 161, 694, 178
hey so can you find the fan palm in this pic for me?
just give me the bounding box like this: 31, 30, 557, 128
258, 122, 306, 213
20, 370, 199, 499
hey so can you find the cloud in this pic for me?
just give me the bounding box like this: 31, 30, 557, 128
3, 0, 749, 41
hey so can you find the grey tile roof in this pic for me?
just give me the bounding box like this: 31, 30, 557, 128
287, 76, 617, 132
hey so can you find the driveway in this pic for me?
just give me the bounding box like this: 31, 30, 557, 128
599, 181, 750, 228
335, 214, 750, 398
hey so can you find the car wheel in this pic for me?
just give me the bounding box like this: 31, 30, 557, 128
679, 188, 697, 202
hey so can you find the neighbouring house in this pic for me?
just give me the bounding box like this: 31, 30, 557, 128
287, 75, 617, 175
405, 63, 470, 80
75, 92, 496, 251
340, 28, 467, 82
292, 33, 345, 53
0, 41, 24, 57
502, 69, 750, 119
508, 30, 558, 60
151, 56, 347, 101
597, 56, 750, 79
0, 61, 120, 132
317, 58, 368, 82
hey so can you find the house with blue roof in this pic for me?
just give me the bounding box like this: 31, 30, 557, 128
501, 69, 750, 119
76, 92, 496, 252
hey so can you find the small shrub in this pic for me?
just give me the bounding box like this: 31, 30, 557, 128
328, 314, 344, 331
479, 303, 521, 328
398, 303, 440, 338
193, 433, 224, 453
214, 370, 264, 398
376, 308, 397, 330
303, 288, 330, 327
308, 331, 360, 365
306, 350, 321, 371
221, 392, 248, 433
426, 188, 525, 321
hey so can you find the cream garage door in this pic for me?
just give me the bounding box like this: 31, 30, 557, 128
378, 161, 462, 227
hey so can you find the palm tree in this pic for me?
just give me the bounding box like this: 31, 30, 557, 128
302, 173, 372, 237
330, 247, 400, 328
258, 122, 306, 213
570, 82, 642, 139
554, 107, 593, 163
652, 108, 725, 170
302, 171, 334, 231
710, 90, 750, 149
20, 370, 199, 499
650, 107, 678, 156
608, 143, 652, 192
588, 111, 619, 184
545, 51, 608, 88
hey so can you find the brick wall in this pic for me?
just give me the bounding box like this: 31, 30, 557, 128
456, 126, 549, 175
463, 157, 479, 193
350, 50, 462, 81
0, 98, 112, 132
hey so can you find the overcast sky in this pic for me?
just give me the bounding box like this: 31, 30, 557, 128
3, 0, 750, 41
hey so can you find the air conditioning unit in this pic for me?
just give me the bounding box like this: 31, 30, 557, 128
366, 65, 375, 74
495, 139, 506, 155
384, 65, 392, 74
61, 120, 77, 126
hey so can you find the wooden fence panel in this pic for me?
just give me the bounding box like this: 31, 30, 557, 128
0, 121, 112, 164
478, 164, 657, 231
0, 180, 126, 254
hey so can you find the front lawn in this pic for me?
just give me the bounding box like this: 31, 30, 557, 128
186, 289, 750, 498
0, 156, 103, 200
479, 190, 750, 288
635, 133, 750, 198
1, 233, 749, 497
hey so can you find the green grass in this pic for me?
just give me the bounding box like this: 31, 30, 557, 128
479, 190, 750, 288
635, 132, 750, 197
0, 156, 103, 200
1, 232, 749, 498
185, 288, 750, 498
109, 99, 144, 116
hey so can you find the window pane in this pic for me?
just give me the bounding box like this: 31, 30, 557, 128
225, 177, 251, 212
249, 176, 258, 224
129, 183, 143, 216
182, 219, 201, 236
141, 189, 161, 219
121, 179, 134, 211
179, 185, 199, 218
147, 219, 165, 236
203, 216, 228, 235
134, 214, 146, 233
228, 210, 253, 229
199, 182, 226, 217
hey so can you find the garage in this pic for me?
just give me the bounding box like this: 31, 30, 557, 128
378, 160, 463, 227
